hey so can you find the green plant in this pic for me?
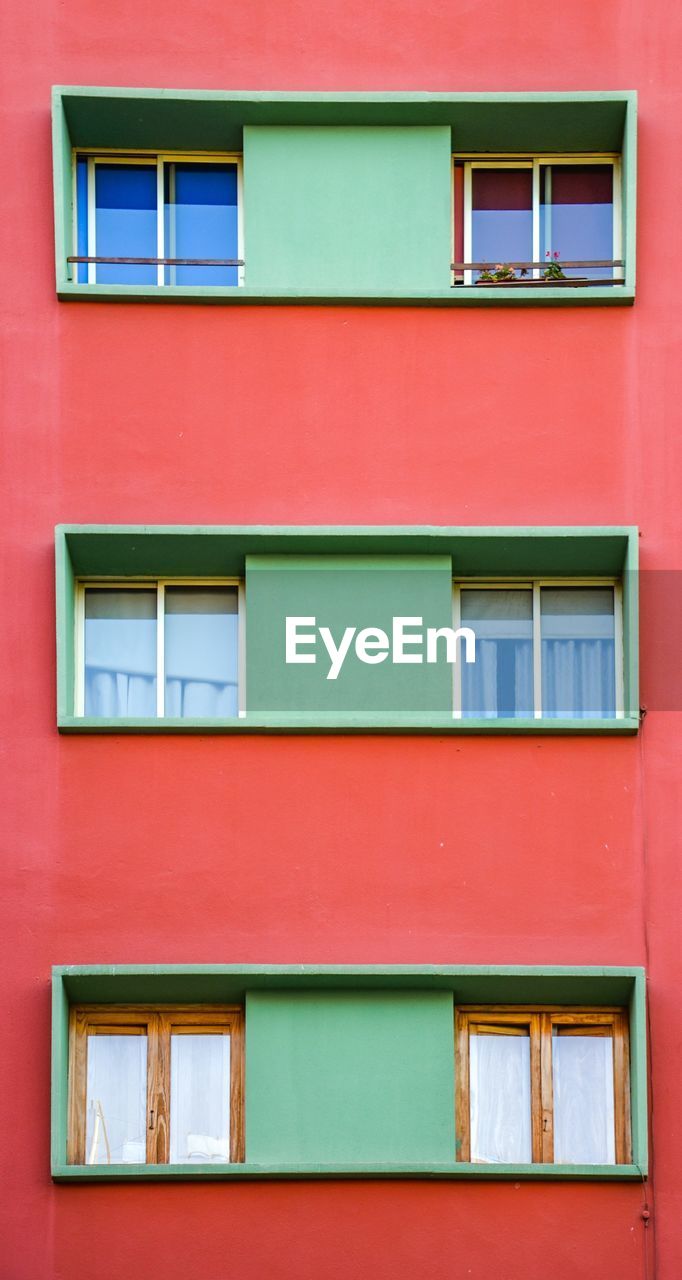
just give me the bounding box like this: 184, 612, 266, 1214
543, 250, 567, 280
478, 263, 517, 283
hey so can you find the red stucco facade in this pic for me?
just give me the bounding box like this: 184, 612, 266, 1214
2, 1, 681, 1276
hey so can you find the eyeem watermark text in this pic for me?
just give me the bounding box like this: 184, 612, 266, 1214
286, 616, 476, 680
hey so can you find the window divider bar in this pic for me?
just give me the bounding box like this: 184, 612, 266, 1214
532, 583, 543, 718
86, 158, 95, 285
75, 584, 85, 716
237, 580, 247, 718
452, 583, 462, 719
614, 581, 625, 718
532, 160, 541, 280
463, 164, 472, 287
539, 1012, 554, 1162
156, 584, 165, 718
156, 158, 164, 288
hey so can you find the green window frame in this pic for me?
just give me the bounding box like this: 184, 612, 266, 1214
51, 964, 648, 1181
55, 524, 640, 734
53, 87, 637, 305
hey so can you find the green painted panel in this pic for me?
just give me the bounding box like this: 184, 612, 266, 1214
55, 531, 76, 717
55, 963, 643, 1007
245, 554, 454, 716
60, 525, 635, 579
243, 126, 451, 293
56, 282, 636, 306
56, 87, 632, 154
245, 991, 455, 1164
52, 1161, 644, 1182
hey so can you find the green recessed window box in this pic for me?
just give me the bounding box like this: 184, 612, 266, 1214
55, 524, 639, 734
51, 964, 648, 1181
53, 88, 636, 306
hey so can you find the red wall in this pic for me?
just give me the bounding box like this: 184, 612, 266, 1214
1, 1, 680, 1276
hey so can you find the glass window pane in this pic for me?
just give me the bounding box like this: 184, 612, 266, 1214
95, 164, 157, 285
169, 1033, 231, 1162
164, 587, 239, 718
86, 1034, 147, 1164
541, 587, 616, 718
164, 164, 239, 285
541, 165, 614, 280
470, 1030, 532, 1163
472, 169, 533, 278
553, 1032, 615, 1164
461, 590, 534, 718
84, 589, 157, 717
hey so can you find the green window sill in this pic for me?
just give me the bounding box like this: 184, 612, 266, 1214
56, 715, 641, 735
52, 1161, 645, 1183
56, 282, 635, 307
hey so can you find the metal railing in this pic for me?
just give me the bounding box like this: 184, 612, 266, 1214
67, 256, 244, 267
451, 259, 625, 286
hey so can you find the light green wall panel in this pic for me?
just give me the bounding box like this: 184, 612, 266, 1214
245, 554, 454, 717
245, 991, 456, 1164
243, 125, 452, 293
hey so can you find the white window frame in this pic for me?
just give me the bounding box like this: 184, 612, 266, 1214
452, 578, 624, 720
73, 151, 245, 287
457, 155, 622, 287
75, 579, 246, 718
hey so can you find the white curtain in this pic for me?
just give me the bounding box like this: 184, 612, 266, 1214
541, 588, 615, 717
85, 670, 156, 717
553, 1035, 615, 1164
84, 590, 157, 717
164, 590, 239, 718
169, 1034, 231, 1163
463, 639, 534, 718
470, 1033, 532, 1163
86, 1035, 147, 1164
461, 590, 534, 718
542, 639, 615, 718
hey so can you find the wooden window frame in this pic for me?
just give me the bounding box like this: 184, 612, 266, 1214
75, 578, 246, 719
455, 1006, 631, 1165
67, 1004, 245, 1166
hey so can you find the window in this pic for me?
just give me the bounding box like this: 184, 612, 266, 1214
455, 1007, 631, 1166
67, 1006, 244, 1165
76, 581, 244, 718
454, 581, 623, 719
453, 156, 622, 287
72, 153, 243, 286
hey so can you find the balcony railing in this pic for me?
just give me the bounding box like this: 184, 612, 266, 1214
451, 260, 625, 287
66, 257, 625, 286
67, 256, 244, 267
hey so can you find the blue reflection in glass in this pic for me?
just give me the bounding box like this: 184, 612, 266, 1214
540, 166, 613, 280
95, 165, 157, 285
84, 590, 157, 717
164, 164, 238, 286
541, 588, 615, 718
164, 587, 239, 718
76, 158, 88, 283
461, 590, 534, 719
472, 169, 533, 279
